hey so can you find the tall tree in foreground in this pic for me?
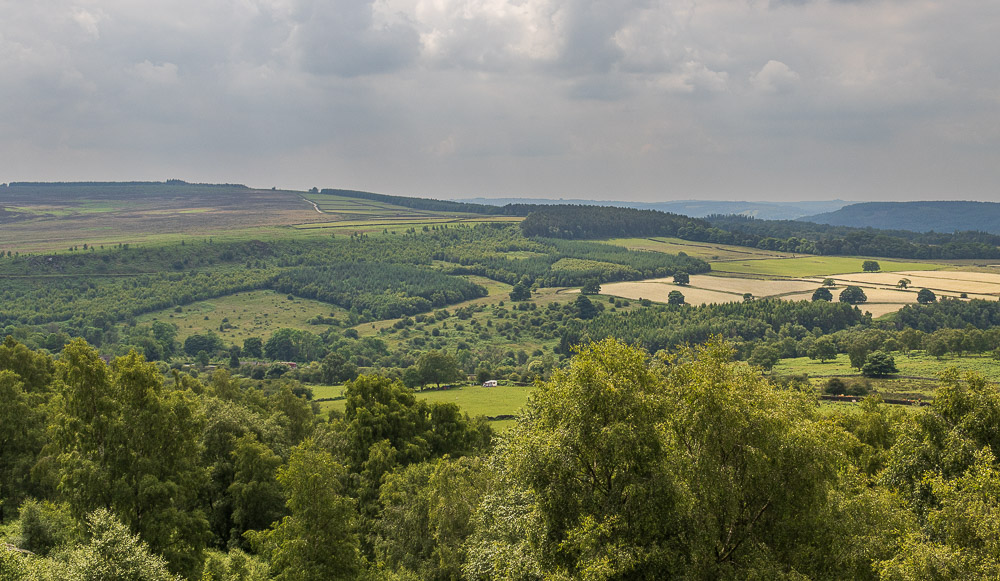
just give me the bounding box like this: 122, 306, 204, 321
465, 338, 871, 580
46, 340, 209, 577
249, 439, 360, 581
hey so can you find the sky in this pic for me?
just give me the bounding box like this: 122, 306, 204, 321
2, 0, 998, 202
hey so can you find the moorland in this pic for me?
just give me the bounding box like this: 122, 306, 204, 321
5, 182, 1000, 579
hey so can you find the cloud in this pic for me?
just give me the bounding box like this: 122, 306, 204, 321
130, 60, 179, 84
750, 60, 799, 93
2, 0, 1000, 201
290, 0, 421, 77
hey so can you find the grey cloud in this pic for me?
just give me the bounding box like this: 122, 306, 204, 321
291, 0, 421, 77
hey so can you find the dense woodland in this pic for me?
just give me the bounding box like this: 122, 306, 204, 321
6, 336, 1000, 579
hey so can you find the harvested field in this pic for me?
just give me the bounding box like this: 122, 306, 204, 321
598, 281, 740, 305
812, 270, 1000, 297
713, 257, 942, 277
690, 275, 817, 297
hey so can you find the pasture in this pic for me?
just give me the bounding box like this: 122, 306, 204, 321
316, 383, 532, 426
137, 290, 345, 344
772, 351, 1000, 400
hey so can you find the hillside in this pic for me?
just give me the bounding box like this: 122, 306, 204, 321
801, 200, 1000, 234
461, 196, 852, 220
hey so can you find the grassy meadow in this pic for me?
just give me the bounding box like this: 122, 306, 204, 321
137, 290, 347, 344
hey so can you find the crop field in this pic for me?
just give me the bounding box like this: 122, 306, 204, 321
711, 256, 943, 277
137, 290, 346, 344
606, 237, 797, 261
599, 274, 820, 306
816, 270, 1000, 298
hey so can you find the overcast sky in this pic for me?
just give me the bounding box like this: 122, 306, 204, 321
2, 0, 998, 201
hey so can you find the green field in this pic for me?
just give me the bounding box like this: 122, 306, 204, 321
772, 351, 1000, 400
711, 256, 945, 277
316, 382, 532, 423
137, 290, 346, 344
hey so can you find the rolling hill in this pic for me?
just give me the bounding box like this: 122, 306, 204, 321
801, 201, 1000, 234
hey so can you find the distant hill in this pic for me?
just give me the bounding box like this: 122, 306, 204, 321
800, 201, 1000, 234
458, 197, 853, 221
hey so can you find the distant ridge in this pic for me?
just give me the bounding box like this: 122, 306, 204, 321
800, 201, 1000, 234
457, 197, 853, 221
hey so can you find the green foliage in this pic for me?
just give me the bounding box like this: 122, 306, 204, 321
810, 336, 838, 362
467, 338, 850, 579
667, 290, 685, 305
508, 282, 530, 302
10, 500, 79, 556
249, 439, 360, 581
580, 279, 601, 295
263, 328, 323, 363
201, 549, 270, 581
839, 285, 868, 305
55, 508, 177, 581
376, 456, 488, 580
573, 294, 598, 319
48, 340, 209, 577
672, 271, 689, 285
416, 351, 462, 388
271, 263, 487, 319
917, 288, 937, 304
862, 351, 899, 377
812, 287, 833, 302
862, 260, 881, 272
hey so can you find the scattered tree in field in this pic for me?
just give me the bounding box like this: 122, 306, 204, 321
812, 287, 834, 302
862, 260, 881, 272
673, 271, 690, 285
748, 344, 780, 371
509, 282, 531, 301
580, 279, 601, 295
897, 278, 911, 289
839, 286, 868, 305
667, 290, 685, 305
743, 293, 754, 302
416, 350, 462, 388
861, 351, 898, 377
810, 336, 838, 362
917, 288, 937, 304
823, 278, 836, 287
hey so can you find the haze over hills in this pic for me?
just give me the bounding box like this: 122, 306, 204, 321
458, 197, 854, 221
801, 201, 1000, 234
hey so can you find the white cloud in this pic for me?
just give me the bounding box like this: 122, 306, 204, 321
750, 59, 799, 93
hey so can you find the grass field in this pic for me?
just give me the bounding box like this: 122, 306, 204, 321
772, 351, 1000, 400
137, 290, 346, 344
316, 383, 532, 425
